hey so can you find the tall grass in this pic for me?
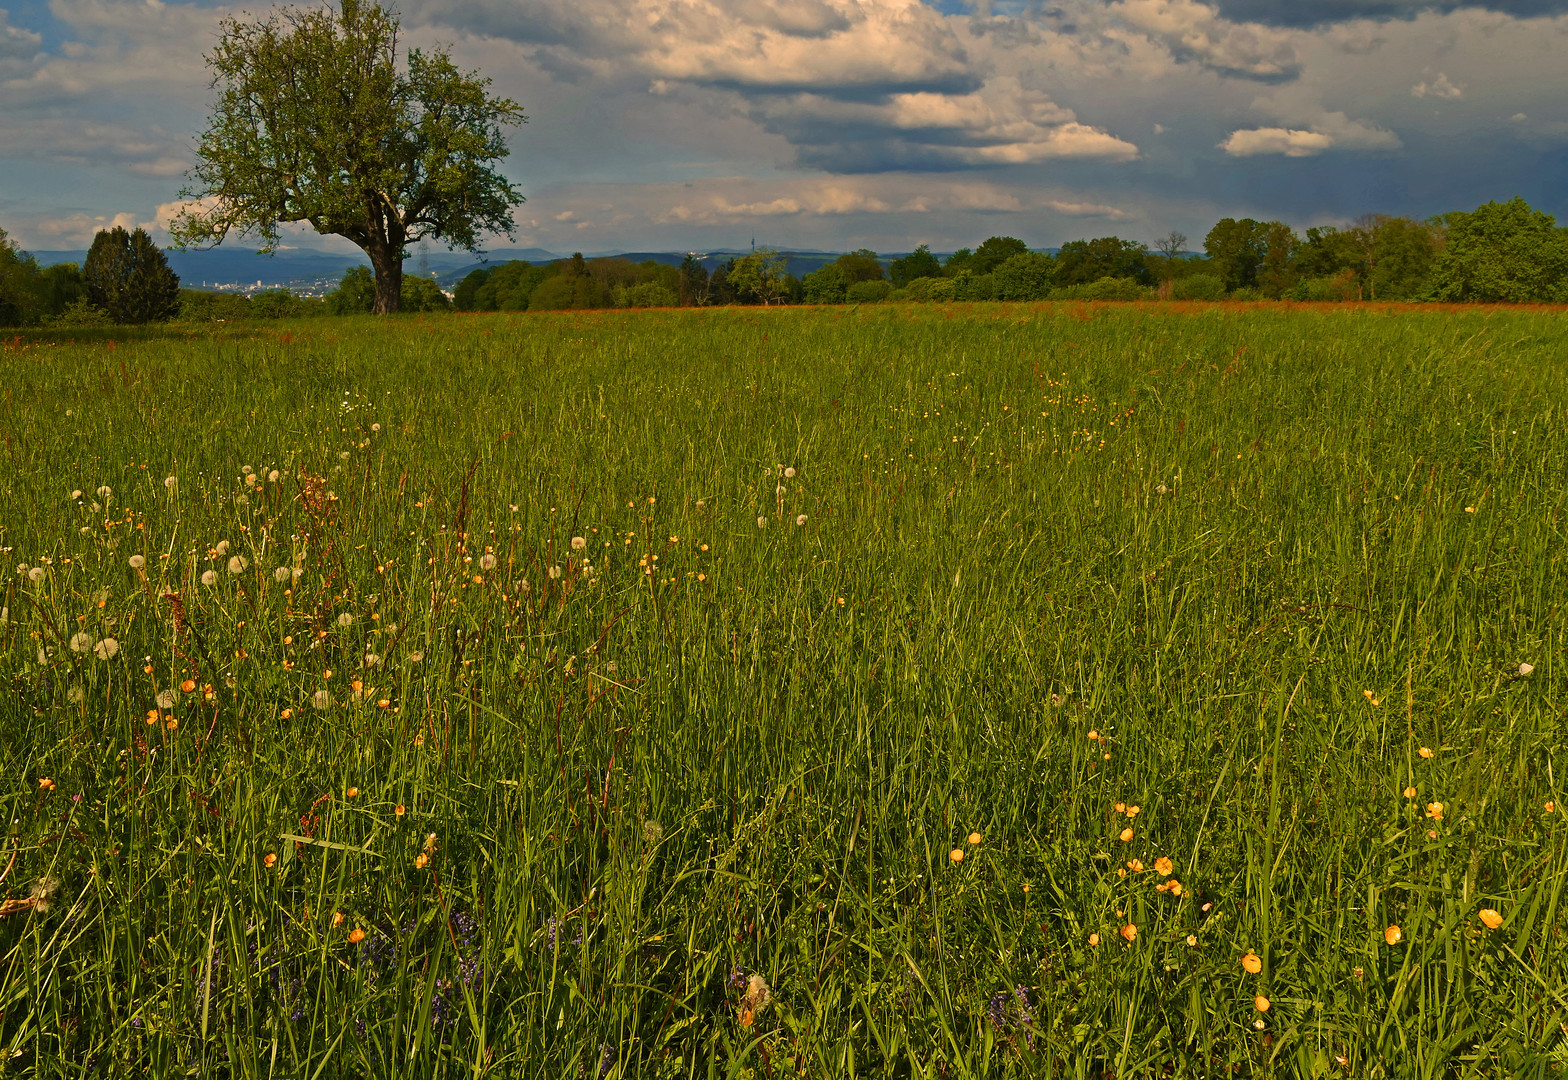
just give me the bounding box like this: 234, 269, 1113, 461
1, 301, 1564, 1077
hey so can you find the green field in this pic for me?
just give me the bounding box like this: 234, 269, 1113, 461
1, 302, 1565, 1077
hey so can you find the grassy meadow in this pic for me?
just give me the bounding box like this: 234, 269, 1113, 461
1, 301, 1565, 1077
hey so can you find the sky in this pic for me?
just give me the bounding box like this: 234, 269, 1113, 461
1, 0, 1565, 258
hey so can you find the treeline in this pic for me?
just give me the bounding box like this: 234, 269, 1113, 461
3, 196, 1565, 327
0, 227, 455, 326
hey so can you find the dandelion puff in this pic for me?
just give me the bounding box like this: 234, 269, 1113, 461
549, 566, 562, 580
479, 553, 496, 571
215, 540, 230, 556
94, 638, 119, 660
164, 476, 176, 489
241, 465, 253, 475
642, 819, 664, 845
571, 537, 586, 551
757, 516, 767, 528
337, 612, 354, 628
96, 486, 111, 499
776, 484, 786, 496
28, 876, 60, 914
156, 690, 175, 709
696, 499, 706, 510
273, 566, 290, 583
409, 651, 424, 663
796, 514, 807, 526
201, 570, 217, 586
363, 653, 380, 668
784, 467, 795, 479
1156, 483, 1168, 495
234, 495, 248, 507
371, 423, 380, 433
313, 690, 331, 710
28, 567, 45, 582
1518, 662, 1534, 676
71, 489, 82, 500
339, 451, 350, 460
268, 470, 279, 483
245, 474, 257, 487
128, 555, 145, 570
0, 607, 7, 624
227, 555, 248, 574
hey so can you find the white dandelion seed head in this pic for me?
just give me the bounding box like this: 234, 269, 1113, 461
28, 876, 60, 914
642, 819, 663, 845
227, 556, 248, 575
337, 612, 354, 627
241, 465, 254, 475
339, 451, 350, 460
96, 486, 111, 499
757, 516, 767, 528
1519, 662, 1535, 676
245, 474, 257, 487
37, 647, 49, 664
71, 489, 82, 500
156, 690, 175, 709
571, 536, 586, 551
371, 423, 380, 432
201, 570, 217, 586
28, 567, 45, 582
696, 500, 706, 510
784, 467, 796, 479
94, 637, 119, 660
479, 553, 496, 571
409, 651, 424, 663
776, 484, 786, 496
364, 652, 381, 668
67, 685, 84, 704
128, 555, 145, 570
746, 973, 772, 1012
224, 673, 236, 689
79, 527, 91, 535
548, 565, 562, 580
69, 632, 93, 653
215, 540, 230, 556
234, 495, 249, 507
313, 689, 331, 710
796, 514, 808, 526
268, 470, 279, 482
0, 606, 9, 623
273, 566, 291, 583
606, 661, 618, 674
519, 580, 530, 593
1156, 484, 1168, 496
164, 476, 176, 489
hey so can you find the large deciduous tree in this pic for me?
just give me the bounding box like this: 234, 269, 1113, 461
171, 0, 525, 314
1423, 198, 1568, 303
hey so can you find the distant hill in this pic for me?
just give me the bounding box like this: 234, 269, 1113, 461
23, 244, 970, 296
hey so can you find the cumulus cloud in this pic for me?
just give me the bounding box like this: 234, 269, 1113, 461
1411, 72, 1463, 98
1219, 110, 1401, 155
1108, 0, 1303, 79
0, 8, 41, 64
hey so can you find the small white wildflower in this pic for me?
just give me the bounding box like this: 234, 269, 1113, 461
164, 476, 176, 489
313, 690, 331, 710
273, 566, 291, 583
337, 612, 354, 627
69, 632, 93, 653
479, 553, 496, 571
201, 570, 217, 586
28, 567, 45, 582
784, 467, 796, 479
757, 516, 767, 528
94, 637, 119, 660
128, 555, 145, 570
156, 690, 176, 709
796, 514, 808, 526
227, 555, 248, 575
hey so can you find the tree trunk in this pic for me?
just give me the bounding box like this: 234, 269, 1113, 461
368, 241, 402, 314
